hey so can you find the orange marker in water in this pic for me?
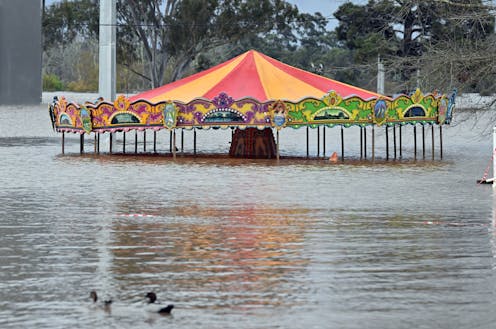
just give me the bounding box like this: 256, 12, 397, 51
329, 152, 338, 163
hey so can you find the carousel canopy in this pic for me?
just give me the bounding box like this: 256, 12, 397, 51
130, 50, 383, 103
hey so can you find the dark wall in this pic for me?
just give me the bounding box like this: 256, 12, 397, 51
0, 0, 42, 105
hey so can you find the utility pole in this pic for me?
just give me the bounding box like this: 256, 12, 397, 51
99, 0, 116, 101
377, 55, 385, 95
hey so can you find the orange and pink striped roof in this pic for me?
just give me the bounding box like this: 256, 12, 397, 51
131, 50, 382, 103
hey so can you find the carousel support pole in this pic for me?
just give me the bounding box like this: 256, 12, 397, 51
123, 131, 126, 154
422, 125, 426, 159
109, 132, 113, 154
153, 131, 157, 153
323, 126, 326, 157
94, 133, 97, 153
134, 130, 138, 154
181, 129, 184, 153
97, 133, 100, 154
493, 126, 496, 187
413, 125, 417, 159
364, 126, 367, 159
385, 125, 389, 161
340, 126, 344, 162
439, 125, 443, 159
371, 125, 375, 162
399, 125, 403, 158
62, 132, 65, 154
431, 125, 435, 160
393, 125, 397, 160
169, 130, 172, 153
306, 126, 309, 159
276, 129, 280, 161
173, 129, 177, 159
360, 127, 363, 160
143, 131, 147, 152
317, 126, 321, 158
194, 128, 197, 156
80, 133, 84, 154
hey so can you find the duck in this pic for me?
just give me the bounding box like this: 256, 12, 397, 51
90, 290, 112, 312
145, 292, 174, 315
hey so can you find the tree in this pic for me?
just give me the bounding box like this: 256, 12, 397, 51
116, 0, 313, 88
334, 0, 495, 94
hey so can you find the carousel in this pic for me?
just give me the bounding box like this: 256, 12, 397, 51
49, 50, 455, 160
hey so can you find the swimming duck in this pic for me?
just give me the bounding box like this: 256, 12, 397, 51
90, 290, 112, 312
145, 292, 174, 314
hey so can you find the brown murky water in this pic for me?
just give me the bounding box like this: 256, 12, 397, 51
0, 104, 495, 328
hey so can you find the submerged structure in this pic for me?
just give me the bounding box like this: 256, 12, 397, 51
49, 50, 455, 160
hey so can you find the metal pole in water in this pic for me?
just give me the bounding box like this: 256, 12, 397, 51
413, 126, 417, 160
317, 126, 320, 158
385, 125, 389, 161
153, 131, 157, 153
360, 127, 363, 160
143, 131, 146, 152
134, 131, 137, 154
341, 126, 344, 161
94, 134, 97, 153
364, 126, 367, 159
323, 126, 326, 157
276, 130, 280, 161
439, 125, 443, 159
422, 125, 425, 159
493, 126, 496, 187
431, 125, 435, 160
97, 133, 100, 153
109, 132, 113, 154
61, 132, 65, 154
306, 126, 309, 158
123, 131, 126, 153
80, 133, 84, 154
181, 129, 184, 153
169, 131, 172, 153
194, 128, 197, 156
393, 125, 397, 160
173, 129, 176, 159
372, 125, 375, 162
399, 125, 402, 158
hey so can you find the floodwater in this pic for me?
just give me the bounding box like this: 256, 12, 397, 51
0, 102, 495, 329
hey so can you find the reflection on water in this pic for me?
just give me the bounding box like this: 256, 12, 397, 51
1, 105, 496, 329
111, 206, 310, 310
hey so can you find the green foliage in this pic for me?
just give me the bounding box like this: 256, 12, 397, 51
42, 0, 99, 51
43, 73, 64, 91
